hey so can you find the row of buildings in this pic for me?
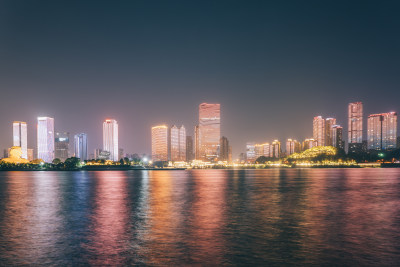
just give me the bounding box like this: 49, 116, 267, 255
151, 103, 231, 162
245, 102, 398, 163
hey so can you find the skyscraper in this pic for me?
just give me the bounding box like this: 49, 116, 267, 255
286, 139, 300, 156
271, 140, 281, 158
367, 112, 397, 150
194, 125, 200, 160
199, 103, 220, 161
103, 119, 119, 161
186, 136, 194, 162
348, 102, 363, 144
74, 133, 88, 160
219, 136, 230, 162
246, 142, 256, 162
151, 125, 168, 162
332, 125, 344, 150
325, 118, 337, 146
302, 138, 318, 151
13, 121, 27, 159
170, 125, 186, 161
313, 116, 325, 146
55, 132, 70, 161
37, 117, 55, 162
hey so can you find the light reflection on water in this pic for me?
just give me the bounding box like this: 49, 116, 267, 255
0, 169, 399, 265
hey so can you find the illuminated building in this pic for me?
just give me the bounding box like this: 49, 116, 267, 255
94, 149, 103, 159
313, 116, 325, 146
367, 112, 397, 150
186, 136, 194, 162
194, 125, 200, 160
199, 103, 220, 161
151, 125, 168, 161
74, 133, 88, 160
325, 118, 336, 146
37, 117, 55, 162
271, 140, 281, 158
246, 142, 256, 162
119, 148, 124, 160
348, 102, 363, 144
219, 136, 230, 162
103, 119, 119, 161
332, 125, 344, 150
55, 132, 70, 161
286, 139, 300, 155
27, 148, 34, 161
170, 125, 186, 161
12, 121, 27, 159
255, 143, 264, 159
263, 143, 271, 157
302, 138, 318, 151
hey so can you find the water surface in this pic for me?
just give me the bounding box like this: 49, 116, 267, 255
0, 169, 399, 266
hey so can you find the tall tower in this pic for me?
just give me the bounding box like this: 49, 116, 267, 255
152, 125, 168, 162
55, 132, 70, 161
313, 116, 325, 146
37, 117, 55, 162
74, 133, 88, 160
199, 103, 220, 161
367, 112, 397, 150
13, 121, 28, 159
348, 102, 363, 143
325, 118, 337, 146
219, 136, 230, 162
103, 119, 119, 161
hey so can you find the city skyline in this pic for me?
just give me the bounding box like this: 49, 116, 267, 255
2, 99, 400, 161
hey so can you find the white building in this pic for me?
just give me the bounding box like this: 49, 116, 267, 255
13, 121, 28, 159
37, 117, 55, 162
103, 119, 119, 161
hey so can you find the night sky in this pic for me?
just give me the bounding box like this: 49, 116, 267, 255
1, 0, 399, 158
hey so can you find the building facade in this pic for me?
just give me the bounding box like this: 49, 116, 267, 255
55, 132, 70, 161
151, 125, 168, 162
332, 125, 344, 150
219, 136, 230, 162
348, 102, 363, 144
13, 121, 28, 159
246, 142, 256, 163
74, 133, 88, 160
199, 103, 220, 161
170, 125, 186, 161
103, 119, 119, 161
325, 118, 337, 146
367, 112, 397, 150
186, 136, 194, 162
313, 116, 325, 146
286, 139, 300, 155
37, 117, 55, 162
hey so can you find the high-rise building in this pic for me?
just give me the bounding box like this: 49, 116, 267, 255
219, 136, 230, 162
302, 138, 318, 151
27, 148, 34, 161
151, 125, 168, 162
103, 119, 119, 161
94, 149, 103, 160
194, 125, 200, 160
74, 133, 88, 160
55, 132, 70, 161
348, 102, 363, 144
37, 117, 55, 162
367, 112, 397, 150
199, 103, 220, 161
186, 136, 194, 162
246, 142, 256, 162
286, 139, 300, 156
271, 140, 281, 158
332, 125, 344, 150
170, 125, 186, 161
325, 118, 337, 146
263, 143, 271, 157
255, 143, 264, 159
313, 116, 325, 146
13, 121, 27, 159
